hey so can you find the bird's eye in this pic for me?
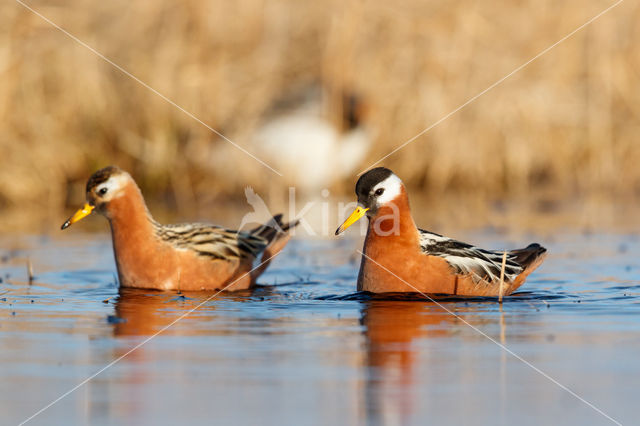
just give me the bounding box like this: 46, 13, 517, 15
98, 187, 108, 195
374, 188, 385, 196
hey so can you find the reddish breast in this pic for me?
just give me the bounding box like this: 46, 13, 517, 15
357, 188, 459, 294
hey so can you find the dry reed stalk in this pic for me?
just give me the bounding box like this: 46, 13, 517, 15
27, 258, 34, 284
499, 304, 506, 345
498, 251, 507, 304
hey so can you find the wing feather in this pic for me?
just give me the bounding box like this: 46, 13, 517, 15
154, 222, 268, 260
418, 229, 523, 284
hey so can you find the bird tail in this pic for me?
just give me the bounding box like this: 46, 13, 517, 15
250, 214, 300, 280
510, 243, 547, 271
250, 214, 299, 244
506, 243, 548, 293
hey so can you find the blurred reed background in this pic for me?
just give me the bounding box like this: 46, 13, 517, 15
0, 0, 638, 233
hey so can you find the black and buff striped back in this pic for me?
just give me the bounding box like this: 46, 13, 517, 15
153, 214, 298, 261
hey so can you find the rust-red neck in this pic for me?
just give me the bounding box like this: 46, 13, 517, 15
367, 187, 417, 242
104, 183, 155, 237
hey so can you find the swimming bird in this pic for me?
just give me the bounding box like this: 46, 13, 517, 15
252, 91, 372, 192
61, 166, 298, 291
335, 168, 547, 296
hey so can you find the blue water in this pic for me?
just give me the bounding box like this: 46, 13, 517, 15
0, 232, 638, 425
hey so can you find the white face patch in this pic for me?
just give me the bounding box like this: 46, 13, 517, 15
95, 173, 130, 202
371, 174, 403, 205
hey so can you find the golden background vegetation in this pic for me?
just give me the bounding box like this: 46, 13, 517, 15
0, 0, 638, 231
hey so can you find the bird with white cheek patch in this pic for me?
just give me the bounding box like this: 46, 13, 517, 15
336, 167, 547, 296
61, 166, 298, 291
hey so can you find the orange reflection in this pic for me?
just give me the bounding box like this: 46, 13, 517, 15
114, 288, 215, 337
359, 299, 493, 424
111, 287, 270, 337
102, 287, 261, 419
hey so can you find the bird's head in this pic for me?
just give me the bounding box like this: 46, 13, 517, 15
61, 166, 133, 229
335, 167, 405, 235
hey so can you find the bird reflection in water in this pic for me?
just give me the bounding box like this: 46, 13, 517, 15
98, 287, 270, 421
111, 287, 266, 337
359, 298, 502, 424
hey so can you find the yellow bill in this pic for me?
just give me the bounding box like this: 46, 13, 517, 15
61, 203, 95, 230
335, 206, 369, 235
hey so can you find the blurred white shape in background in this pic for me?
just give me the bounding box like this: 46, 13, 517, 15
252, 86, 373, 193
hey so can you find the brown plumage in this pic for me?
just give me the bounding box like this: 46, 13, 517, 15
336, 167, 547, 296
62, 166, 298, 291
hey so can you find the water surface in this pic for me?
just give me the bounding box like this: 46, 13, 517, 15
0, 232, 638, 425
